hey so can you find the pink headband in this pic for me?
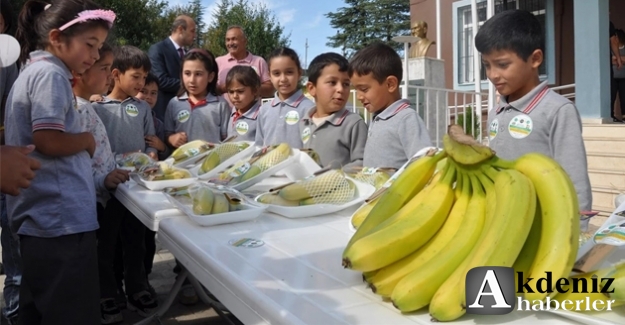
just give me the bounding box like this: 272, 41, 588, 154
58, 10, 117, 31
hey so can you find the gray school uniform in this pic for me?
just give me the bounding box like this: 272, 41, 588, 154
254, 90, 315, 148
227, 100, 261, 142
300, 107, 368, 169
164, 93, 230, 143
92, 96, 157, 156
363, 99, 432, 169
487, 80, 592, 211
4, 50, 97, 237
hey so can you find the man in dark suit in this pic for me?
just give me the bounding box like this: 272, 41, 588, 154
148, 15, 197, 120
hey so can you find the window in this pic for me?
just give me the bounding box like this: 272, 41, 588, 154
453, 0, 554, 89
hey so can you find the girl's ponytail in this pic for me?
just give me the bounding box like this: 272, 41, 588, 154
15, 0, 47, 67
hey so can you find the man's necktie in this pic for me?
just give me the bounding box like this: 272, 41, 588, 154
178, 47, 184, 59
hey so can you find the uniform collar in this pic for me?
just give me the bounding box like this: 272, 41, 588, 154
177, 93, 219, 106
495, 81, 550, 115
231, 100, 261, 120
226, 51, 254, 63
374, 99, 411, 121
302, 107, 350, 126
100, 95, 140, 104
270, 90, 306, 108
28, 50, 73, 80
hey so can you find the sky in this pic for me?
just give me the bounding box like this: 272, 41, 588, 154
168, 0, 345, 68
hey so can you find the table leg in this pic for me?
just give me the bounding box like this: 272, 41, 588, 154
187, 275, 240, 325
133, 269, 188, 325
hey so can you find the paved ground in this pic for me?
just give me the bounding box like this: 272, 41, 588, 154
0, 241, 237, 325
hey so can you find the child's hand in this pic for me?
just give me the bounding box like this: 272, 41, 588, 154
168, 132, 187, 148
104, 169, 130, 190
145, 135, 166, 152
90, 94, 104, 102
84, 132, 96, 158
147, 151, 158, 160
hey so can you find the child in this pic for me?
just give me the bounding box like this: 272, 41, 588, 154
6, 1, 115, 323
476, 10, 592, 213
92, 45, 158, 320
349, 42, 432, 169
300, 52, 367, 168
137, 72, 169, 160
72, 43, 130, 208
226, 65, 262, 142
255, 47, 314, 148
165, 49, 230, 147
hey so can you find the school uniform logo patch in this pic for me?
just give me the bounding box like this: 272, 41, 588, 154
125, 104, 139, 117
285, 110, 300, 125
177, 110, 190, 123
235, 121, 249, 135
489, 119, 499, 140
508, 115, 533, 139
301, 127, 311, 144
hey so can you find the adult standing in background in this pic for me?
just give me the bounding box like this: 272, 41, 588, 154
148, 15, 197, 120
609, 18, 623, 122
215, 26, 274, 105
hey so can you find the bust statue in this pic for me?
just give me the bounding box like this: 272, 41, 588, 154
409, 21, 435, 58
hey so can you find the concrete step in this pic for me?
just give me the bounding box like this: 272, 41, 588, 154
588, 169, 625, 190
584, 137, 625, 153
583, 124, 625, 138
592, 186, 622, 213
587, 152, 625, 172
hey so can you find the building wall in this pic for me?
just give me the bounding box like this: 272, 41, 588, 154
410, 0, 625, 92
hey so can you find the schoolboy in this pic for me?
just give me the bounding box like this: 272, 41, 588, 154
300, 52, 367, 168
476, 10, 592, 213
349, 42, 432, 169
92, 45, 158, 320
137, 72, 169, 160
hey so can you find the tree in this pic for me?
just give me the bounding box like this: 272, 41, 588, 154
202, 0, 290, 59
157, 0, 206, 47
326, 0, 410, 57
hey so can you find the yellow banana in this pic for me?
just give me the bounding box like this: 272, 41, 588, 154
342, 163, 456, 272
368, 171, 470, 297
199, 142, 250, 174
236, 143, 291, 183
493, 153, 580, 302
343, 149, 445, 253
513, 202, 542, 294
429, 169, 536, 322
391, 171, 486, 312
199, 151, 221, 174
257, 193, 299, 206
351, 196, 380, 230
443, 124, 494, 165
602, 261, 625, 301
192, 187, 215, 215
170, 140, 212, 162
211, 192, 230, 214
552, 266, 624, 311
279, 169, 349, 201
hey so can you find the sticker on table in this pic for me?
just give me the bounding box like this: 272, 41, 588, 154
508, 115, 533, 139
229, 238, 264, 248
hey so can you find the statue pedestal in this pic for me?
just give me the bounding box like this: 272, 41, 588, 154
402, 57, 447, 148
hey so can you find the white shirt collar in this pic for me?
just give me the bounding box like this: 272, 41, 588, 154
169, 36, 183, 51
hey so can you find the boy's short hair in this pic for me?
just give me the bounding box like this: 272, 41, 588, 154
111, 45, 151, 73
475, 10, 544, 61
145, 72, 159, 88
348, 42, 402, 84
307, 52, 349, 84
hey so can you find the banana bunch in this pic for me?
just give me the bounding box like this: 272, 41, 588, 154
197, 142, 251, 175
341, 124, 580, 321
257, 169, 356, 206
115, 152, 154, 170
138, 161, 192, 181
345, 167, 396, 190
169, 140, 215, 163
220, 143, 291, 185
551, 261, 625, 309
191, 186, 242, 215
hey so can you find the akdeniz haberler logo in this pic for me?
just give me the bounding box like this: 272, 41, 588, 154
465, 267, 516, 315
465, 266, 618, 315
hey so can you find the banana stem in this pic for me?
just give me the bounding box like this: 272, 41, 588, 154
475, 169, 495, 194
468, 171, 484, 197
442, 160, 457, 185
490, 156, 515, 170
480, 164, 499, 183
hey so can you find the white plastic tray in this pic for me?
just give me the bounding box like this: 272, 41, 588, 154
255, 178, 375, 219
189, 142, 257, 180
211, 148, 300, 191
170, 141, 215, 169
164, 187, 266, 227
131, 173, 197, 191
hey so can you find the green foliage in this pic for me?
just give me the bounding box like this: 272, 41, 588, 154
157, 0, 206, 47
326, 0, 410, 58
456, 109, 482, 140
202, 0, 290, 59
